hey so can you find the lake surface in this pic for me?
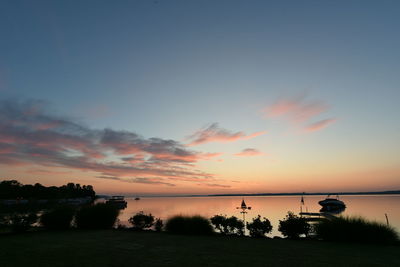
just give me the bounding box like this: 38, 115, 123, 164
115, 195, 400, 236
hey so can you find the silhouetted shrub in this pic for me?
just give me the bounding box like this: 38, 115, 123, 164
40, 206, 76, 230
210, 215, 225, 233
0, 213, 38, 233
117, 223, 128, 229
155, 218, 163, 232
246, 215, 273, 238
75, 203, 119, 229
278, 211, 310, 239
210, 215, 244, 235
315, 216, 399, 244
166, 215, 214, 235
129, 212, 155, 230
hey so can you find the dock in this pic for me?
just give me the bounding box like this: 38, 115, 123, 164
299, 212, 337, 222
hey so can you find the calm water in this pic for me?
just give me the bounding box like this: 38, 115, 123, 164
115, 195, 400, 236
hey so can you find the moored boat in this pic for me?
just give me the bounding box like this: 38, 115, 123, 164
318, 194, 346, 213
106, 196, 127, 209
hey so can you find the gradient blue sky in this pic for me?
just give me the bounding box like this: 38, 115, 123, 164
0, 0, 399, 195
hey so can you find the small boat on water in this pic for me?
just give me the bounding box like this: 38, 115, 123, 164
318, 194, 346, 213
134, 197, 140, 201
106, 196, 127, 209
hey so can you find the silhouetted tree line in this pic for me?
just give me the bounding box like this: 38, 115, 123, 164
0, 180, 96, 199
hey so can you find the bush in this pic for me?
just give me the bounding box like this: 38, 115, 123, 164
75, 203, 119, 229
165, 215, 214, 235
155, 218, 163, 232
210, 215, 244, 236
40, 206, 76, 230
246, 215, 273, 238
128, 212, 155, 230
210, 215, 225, 233
315, 216, 399, 244
0, 213, 38, 233
278, 211, 310, 239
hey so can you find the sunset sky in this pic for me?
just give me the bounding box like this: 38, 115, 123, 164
0, 0, 399, 195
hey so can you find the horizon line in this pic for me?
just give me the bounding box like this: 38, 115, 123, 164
102, 189, 400, 198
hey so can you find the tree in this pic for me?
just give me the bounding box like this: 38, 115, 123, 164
154, 218, 163, 232
278, 211, 310, 239
129, 212, 155, 230
210, 215, 244, 236
0, 180, 96, 200
210, 215, 225, 233
246, 215, 273, 238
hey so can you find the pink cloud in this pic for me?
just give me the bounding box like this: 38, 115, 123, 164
0, 99, 220, 184
263, 95, 337, 133
187, 123, 266, 146
264, 95, 329, 123
0, 143, 15, 154
234, 148, 264, 157
34, 121, 62, 130
304, 118, 337, 132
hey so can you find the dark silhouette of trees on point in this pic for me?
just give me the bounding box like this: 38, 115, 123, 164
0, 180, 96, 199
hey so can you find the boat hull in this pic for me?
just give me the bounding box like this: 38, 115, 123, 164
318, 198, 346, 213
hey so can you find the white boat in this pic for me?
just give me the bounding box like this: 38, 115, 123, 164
318, 194, 346, 213
106, 196, 127, 209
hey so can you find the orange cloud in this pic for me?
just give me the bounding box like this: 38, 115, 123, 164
234, 148, 264, 157
304, 118, 337, 132
197, 183, 231, 188
187, 123, 266, 146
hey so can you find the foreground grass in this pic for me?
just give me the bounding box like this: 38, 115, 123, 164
0, 230, 399, 267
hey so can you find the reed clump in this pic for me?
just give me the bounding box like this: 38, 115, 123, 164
315, 216, 399, 244
165, 215, 214, 235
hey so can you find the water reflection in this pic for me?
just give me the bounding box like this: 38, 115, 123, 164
115, 195, 400, 236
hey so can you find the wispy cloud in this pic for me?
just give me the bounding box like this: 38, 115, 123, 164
304, 118, 337, 132
97, 176, 176, 187
0, 99, 225, 186
187, 123, 266, 146
234, 148, 264, 157
197, 183, 231, 188
263, 94, 336, 133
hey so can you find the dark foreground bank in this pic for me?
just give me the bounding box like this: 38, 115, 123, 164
0, 230, 399, 267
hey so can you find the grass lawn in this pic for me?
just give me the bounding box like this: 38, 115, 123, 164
0, 230, 399, 267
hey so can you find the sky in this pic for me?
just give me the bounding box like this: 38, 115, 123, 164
0, 0, 399, 195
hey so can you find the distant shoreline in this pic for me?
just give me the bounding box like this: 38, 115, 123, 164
115, 190, 400, 198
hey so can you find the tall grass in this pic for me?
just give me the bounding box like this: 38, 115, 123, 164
315, 216, 399, 244
165, 215, 214, 235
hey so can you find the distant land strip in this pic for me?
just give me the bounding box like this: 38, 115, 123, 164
203, 190, 400, 197
121, 190, 400, 198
